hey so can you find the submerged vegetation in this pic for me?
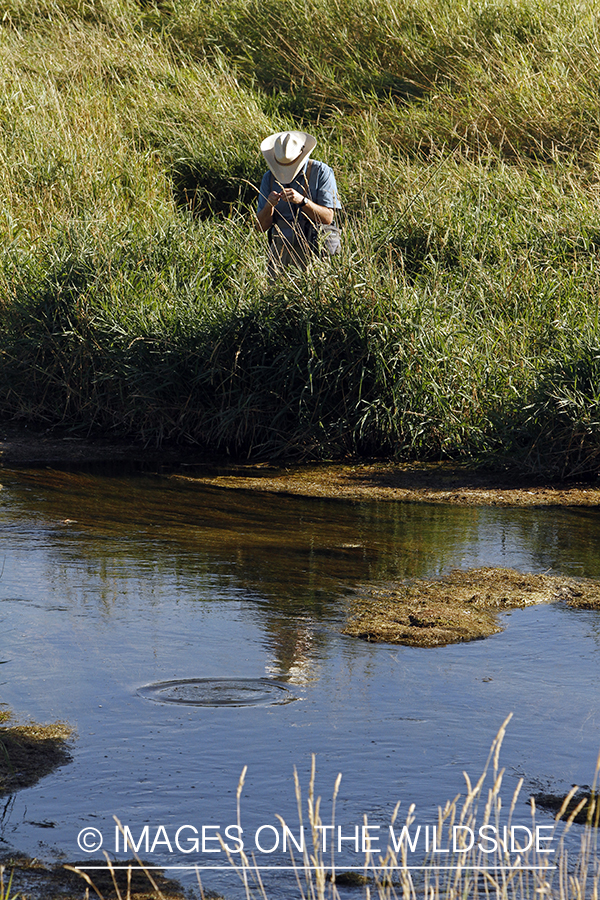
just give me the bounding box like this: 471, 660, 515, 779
0, 0, 600, 472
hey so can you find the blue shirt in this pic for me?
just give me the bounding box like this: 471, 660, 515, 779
257, 160, 341, 239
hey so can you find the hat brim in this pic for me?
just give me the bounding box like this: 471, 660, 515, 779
261, 131, 317, 183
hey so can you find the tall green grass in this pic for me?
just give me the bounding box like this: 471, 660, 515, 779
0, 0, 599, 473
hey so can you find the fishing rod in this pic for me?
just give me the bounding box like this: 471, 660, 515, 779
379, 142, 462, 244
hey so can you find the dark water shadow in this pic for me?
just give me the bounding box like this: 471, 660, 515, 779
3, 467, 600, 679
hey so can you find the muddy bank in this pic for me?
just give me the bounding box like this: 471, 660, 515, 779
533, 790, 599, 825
0, 423, 166, 470
342, 567, 600, 647
0, 711, 73, 795
0, 423, 600, 506
0, 709, 189, 897
172, 463, 600, 507
0, 422, 599, 505
0, 855, 190, 899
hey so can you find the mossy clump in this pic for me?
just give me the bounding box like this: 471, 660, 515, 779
1, 856, 189, 900
66, 860, 190, 899
565, 591, 600, 610
533, 790, 599, 825
329, 871, 371, 886
0, 718, 74, 794
343, 567, 600, 647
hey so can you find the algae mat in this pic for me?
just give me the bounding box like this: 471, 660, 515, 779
0, 856, 189, 900
0, 712, 73, 795
342, 567, 600, 647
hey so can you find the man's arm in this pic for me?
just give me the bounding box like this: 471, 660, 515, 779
255, 188, 282, 233
255, 187, 334, 232
276, 187, 334, 225
300, 196, 334, 225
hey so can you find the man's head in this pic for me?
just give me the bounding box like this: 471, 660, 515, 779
261, 131, 317, 183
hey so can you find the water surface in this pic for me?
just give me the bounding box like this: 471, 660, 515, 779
1, 468, 599, 896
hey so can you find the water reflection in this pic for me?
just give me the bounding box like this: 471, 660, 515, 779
0, 466, 599, 896
3, 467, 600, 678
4, 468, 588, 603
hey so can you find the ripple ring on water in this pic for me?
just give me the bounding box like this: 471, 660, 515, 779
137, 677, 296, 708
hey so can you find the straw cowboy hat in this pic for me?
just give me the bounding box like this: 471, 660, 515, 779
260, 131, 317, 183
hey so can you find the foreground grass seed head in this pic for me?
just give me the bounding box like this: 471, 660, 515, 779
62, 719, 600, 899
2, 713, 600, 897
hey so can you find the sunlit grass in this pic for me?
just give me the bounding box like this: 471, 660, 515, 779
0, 0, 598, 472
0, 867, 18, 900
214, 717, 600, 900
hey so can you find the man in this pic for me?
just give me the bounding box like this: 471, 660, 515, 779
255, 131, 341, 275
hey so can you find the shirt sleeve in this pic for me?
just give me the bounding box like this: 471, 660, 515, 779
313, 163, 342, 210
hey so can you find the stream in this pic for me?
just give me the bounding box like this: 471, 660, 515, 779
0, 467, 599, 897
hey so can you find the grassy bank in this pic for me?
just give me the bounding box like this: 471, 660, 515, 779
0, 0, 600, 474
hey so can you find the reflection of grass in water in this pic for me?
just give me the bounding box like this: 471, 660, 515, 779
4, 467, 495, 618
342, 566, 600, 647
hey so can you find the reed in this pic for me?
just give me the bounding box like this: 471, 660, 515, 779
66, 718, 600, 900
219, 717, 600, 900
0, 867, 18, 900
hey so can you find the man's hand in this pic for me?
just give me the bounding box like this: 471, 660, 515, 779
279, 188, 334, 225
279, 187, 304, 205
255, 186, 334, 232
255, 190, 282, 232
267, 189, 284, 207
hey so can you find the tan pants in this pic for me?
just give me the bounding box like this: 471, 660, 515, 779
268, 229, 312, 278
